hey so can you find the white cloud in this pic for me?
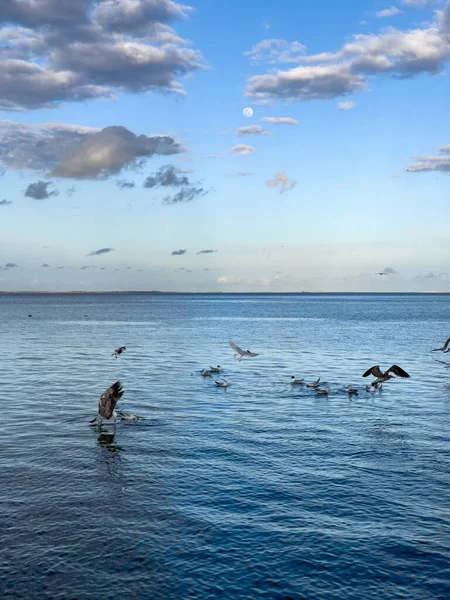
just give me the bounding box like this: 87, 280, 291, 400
265, 172, 297, 194
376, 6, 403, 18
338, 100, 356, 110
229, 144, 256, 155
236, 125, 268, 136
244, 39, 307, 63
261, 116, 299, 125
245, 2, 450, 102
406, 143, 450, 172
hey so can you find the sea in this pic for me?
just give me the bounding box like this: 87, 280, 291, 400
1, 293, 450, 599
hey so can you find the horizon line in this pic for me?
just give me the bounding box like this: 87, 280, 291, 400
1, 290, 450, 295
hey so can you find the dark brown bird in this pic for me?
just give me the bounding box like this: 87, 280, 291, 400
362, 365, 410, 384
431, 337, 450, 353
112, 346, 126, 358
90, 381, 124, 425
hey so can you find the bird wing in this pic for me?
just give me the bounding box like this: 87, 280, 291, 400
245, 351, 259, 357
387, 365, 410, 378
443, 337, 450, 351
433, 358, 450, 366
98, 380, 124, 419
229, 341, 244, 354
362, 366, 383, 378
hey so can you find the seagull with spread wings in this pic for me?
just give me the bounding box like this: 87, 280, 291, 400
229, 341, 260, 361
90, 381, 124, 426
433, 358, 450, 369
363, 365, 410, 385
431, 337, 450, 353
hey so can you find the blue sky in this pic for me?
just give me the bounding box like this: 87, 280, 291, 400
1, 0, 450, 292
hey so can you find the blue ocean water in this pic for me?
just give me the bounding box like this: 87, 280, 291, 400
1, 293, 450, 600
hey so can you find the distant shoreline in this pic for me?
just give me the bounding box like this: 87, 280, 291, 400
1, 291, 450, 296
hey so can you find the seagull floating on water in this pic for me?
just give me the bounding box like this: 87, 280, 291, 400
347, 385, 358, 395
112, 346, 126, 358
210, 365, 222, 373
316, 387, 329, 396
215, 380, 228, 388
307, 378, 320, 388
201, 369, 213, 377
431, 337, 450, 353
291, 376, 304, 384
362, 365, 410, 384
119, 412, 142, 421
90, 381, 124, 426
229, 341, 259, 361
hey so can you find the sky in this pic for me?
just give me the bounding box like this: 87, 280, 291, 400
1, 0, 450, 292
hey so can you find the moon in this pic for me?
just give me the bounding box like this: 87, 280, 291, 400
243, 107, 254, 118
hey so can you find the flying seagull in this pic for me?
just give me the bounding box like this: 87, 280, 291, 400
431, 337, 450, 353
362, 365, 410, 384
433, 358, 450, 369
112, 346, 126, 358
376, 272, 388, 276
90, 381, 124, 426
229, 341, 260, 361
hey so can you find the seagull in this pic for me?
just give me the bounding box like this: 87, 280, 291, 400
362, 365, 410, 384
112, 346, 126, 358
210, 365, 223, 373
316, 387, 329, 396
306, 378, 320, 388
376, 272, 388, 276
433, 358, 450, 368
119, 412, 142, 421
90, 381, 124, 426
366, 383, 382, 393
290, 376, 304, 384
201, 369, 213, 377
229, 341, 259, 361
215, 380, 228, 388
431, 337, 450, 353
347, 386, 358, 395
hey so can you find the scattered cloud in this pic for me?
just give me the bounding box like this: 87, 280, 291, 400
0, 199, 12, 206
338, 100, 356, 110
261, 116, 299, 125
143, 164, 211, 204
226, 171, 255, 177
58, 266, 65, 269
216, 274, 287, 287
24, 180, 59, 200
376, 6, 403, 18
143, 164, 190, 188
66, 185, 76, 197
229, 144, 256, 156
5, 263, 18, 268
0, 0, 205, 111
245, 4, 450, 102
171, 249, 187, 255
116, 179, 135, 189
197, 249, 217, 254
377, 267, 398, 275
244, 39, 307, 64
236, 125, 268, 136
80, 265, 91, 270
360, 20, 368, 25
266, 172, 297, 194
88, 247, 115, 256
41, 263, 50, 268
0, 121, 184, 180
406, 144, 450, 173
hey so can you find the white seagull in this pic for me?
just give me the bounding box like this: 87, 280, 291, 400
229, 341, 260, 361
119, 412, 142, 421
215, 380, 228, 388
290, 376, 304, 384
